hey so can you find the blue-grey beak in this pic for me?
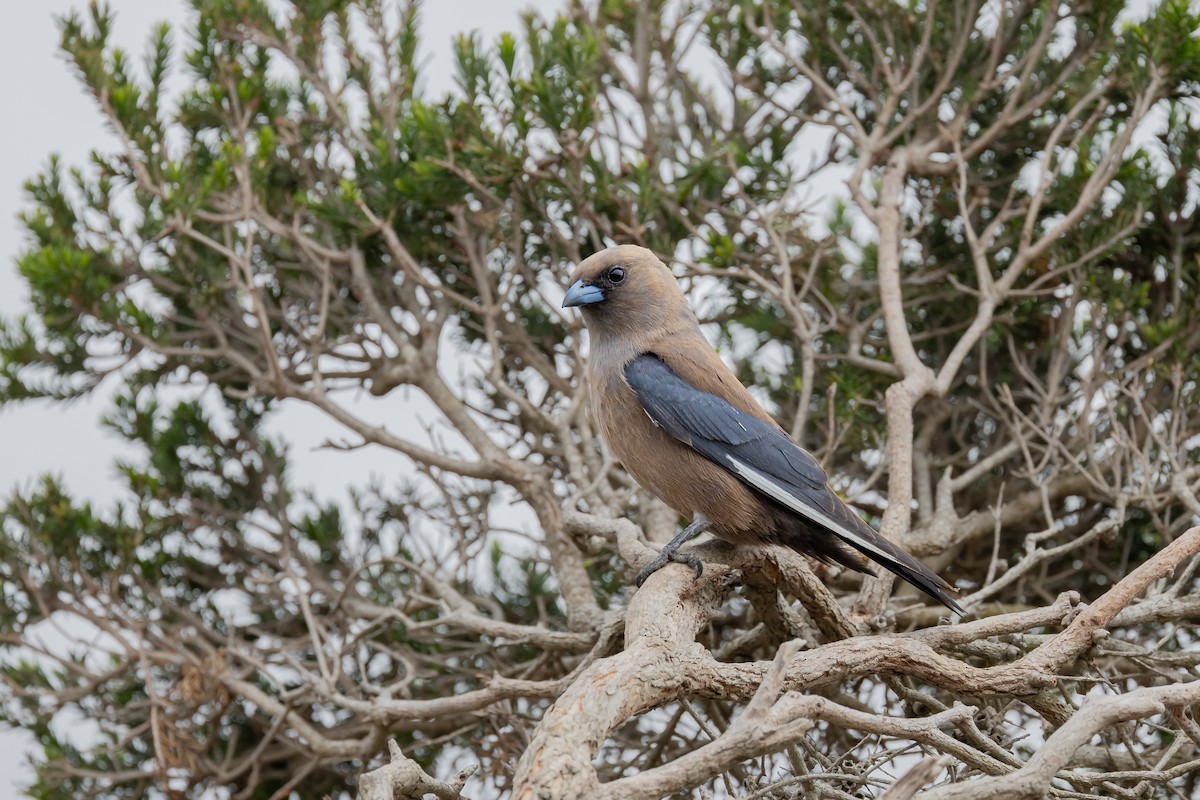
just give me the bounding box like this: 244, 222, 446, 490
562, 280, 605, 308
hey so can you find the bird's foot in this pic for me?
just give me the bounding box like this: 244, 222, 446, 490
635, 547, 704, 587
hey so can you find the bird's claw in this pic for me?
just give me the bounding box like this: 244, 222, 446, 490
635, 548, 705, 587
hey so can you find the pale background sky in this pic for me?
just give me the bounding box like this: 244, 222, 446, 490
0, 1, 556, 795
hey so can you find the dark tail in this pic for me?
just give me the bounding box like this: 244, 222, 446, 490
830, 517, 964, 613
774, 502, 964, 613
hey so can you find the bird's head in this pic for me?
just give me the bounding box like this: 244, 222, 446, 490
563, 245, 690, 339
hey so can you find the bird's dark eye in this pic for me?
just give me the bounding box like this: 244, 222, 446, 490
608, 267, 626, 284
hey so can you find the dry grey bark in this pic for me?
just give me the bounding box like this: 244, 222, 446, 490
359, 741, 477, 800
509, 526, 1200, 799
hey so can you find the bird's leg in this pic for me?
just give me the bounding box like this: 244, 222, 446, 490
635, 515, 712, 587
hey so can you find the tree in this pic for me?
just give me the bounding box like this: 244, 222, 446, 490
3, 0, 1200, 797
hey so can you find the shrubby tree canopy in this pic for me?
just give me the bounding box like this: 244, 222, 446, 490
3, 0, 1200, 797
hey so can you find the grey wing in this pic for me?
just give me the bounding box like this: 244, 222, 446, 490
624, 354, 963, 612
623, 354, 874, 547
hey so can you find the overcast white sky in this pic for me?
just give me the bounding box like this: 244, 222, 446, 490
0, 1, 556, 794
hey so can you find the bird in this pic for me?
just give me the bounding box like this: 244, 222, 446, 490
563, 245, 963, 613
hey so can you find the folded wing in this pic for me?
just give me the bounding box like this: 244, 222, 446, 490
624, 354, 962, 613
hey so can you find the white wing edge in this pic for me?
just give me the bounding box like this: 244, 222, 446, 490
727, 456, 897, 564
